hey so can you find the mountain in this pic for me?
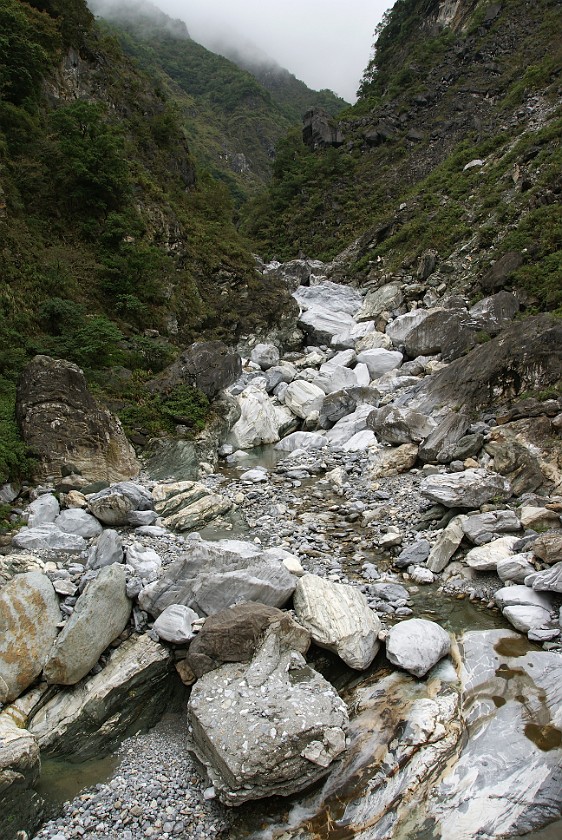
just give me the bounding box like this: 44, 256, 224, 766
242, 0, 561, 314
88, 0, 348, 199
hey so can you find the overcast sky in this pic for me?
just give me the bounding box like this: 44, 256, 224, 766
148, 1, 391, 101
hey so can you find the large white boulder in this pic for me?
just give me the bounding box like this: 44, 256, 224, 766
356, 349, 403, 380
386, 618, 451, 677
284, 380, 325, 419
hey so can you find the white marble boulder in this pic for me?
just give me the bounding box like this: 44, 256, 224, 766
294, 574, 381, 669
420, 469, 511, 509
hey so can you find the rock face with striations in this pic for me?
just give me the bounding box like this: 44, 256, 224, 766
188, 623, 348, 805
16, 355, 139, 483
149, 341, 242, 400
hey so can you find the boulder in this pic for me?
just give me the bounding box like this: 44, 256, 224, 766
386, 310, 430, 346
0, 553, 44, 587
293, 282, 362, 344
343, 430, 378, 452
395, 539, 431, 569
525, 562, 562, 594
151, 481, 231, 532
418, 412, 471, 464
462, 510, 521, 545
16, 355, 138, 483
274, 432, 327, 452
464, 535, 520, 571
284, 380, 325, 419
27, 493, 59, 527
303, 107, 345, 148
356, 349, 403, 380
480, 251, 523, 293
87, 482, 153, 526
404, 309, 474, 361
431, 630, 562, 837
427, 516, 466, 573
148, 340, 242, 400
43, 564, 132, 685
138, 537, 296, 618
369, 443, 419, 479
0, 572, 60, 703
420, 469, 511, 508
325, 405, 373, 447
386, 619, 451, 677
372, 405, 435, 445
125, 543, 162, 580
518, 505, 561, 531
153, 604, 200, 644
188, 624, 348, 805
497, 553, 535, 583
533, 532, 562, 564
318, 390, 358, 427
315, 365, 358, 395
12, 524, 87, 553
29, 634, 173, 760
357, 282, 404, 322
468, 291, 519, 335
187, 603, 309, 678
87, 529, 123, 569
54, 508, 103, 539
495, 585, 553, 612
228, 385, 287, 448
250, 343, 280, 370
294, 574, 381, 669
503, 605, 553, 633
331, 320, 375, 350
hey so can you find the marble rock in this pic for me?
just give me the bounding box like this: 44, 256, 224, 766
29, 634, 172, 760
331, 320, 375, 350
464, 535, 520, 572
0, 571, 60, 703
43, 564, 132, 685
420, 469, 511, 509
356, 349, 403, 381
503, 605, 553, 633
250, 343, 280, 370
497, 552, 536, 583
153, 604, 200, 644
532, 532, 562, 565
427, 516, 466, 573
87, 482, 153, 526
294, 574, 381, 670
372, 405, 435, 445
357, 282, 404, 323
369, 443, 419, 479
518, 505, 561, 531
152, 481, 232, 532
386, 618, 451, 678
525, 562, 562, 594
138, 537, 296, 618
275, 431, 327, 452
385, 309, 430, 346
27, 493, 60, 527
294, 281, 362, 343
495, 585, 554, 612
325, 404, 373, 447
228, 385, 286, 448
284, 380, 325, 420
0, 709, 41, 839
125, 542, 162, 580
87, 529, 124, 570
54, 508, 103, 539
12, 524, 87, 553
188, 624, 349, 805
462, 509, 521, 545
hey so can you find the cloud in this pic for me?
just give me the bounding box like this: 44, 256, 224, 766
88, 0, 389, 101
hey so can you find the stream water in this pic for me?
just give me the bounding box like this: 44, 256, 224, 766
32, 445, 562, 839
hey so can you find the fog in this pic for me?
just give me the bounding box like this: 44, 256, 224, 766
88, 0, 391, 101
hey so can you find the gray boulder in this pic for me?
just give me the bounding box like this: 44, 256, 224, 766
357, 282, 404, 322
88, 482, 153, 526
404, 309, 475, 361
303, 108, 345, 148
294, 574, 381, 670
87, 529, 124, 569
386, 618, 451, 678
55, 508, 103, 539
153, 604, 200, 644
468, 291, 519, 335
395, 539, 431, 569
0, 710, 41, 840
427, 516, 466, 573
43, 564, 132, 685
525, 562, 562, 594
0, 572, 60, 703
372, 404, 435, 445
228, 385, 292, 448
420, 469, 511, 508
464, 535, 520, 572
12, 524, 87, 553
125, 543, 162, 581
284, 380, 325, 419
462, 510, 521, 545
386, 310, 430, 346
27, 493, 59, 527
293, 282, 362, 344
356, 349, 403, 380
274, 431, 327, 452
250, 343, 280, 370
16, 355, 138, 483
188, 624, 348, 805
138, 537, 296, 618
418, 412, 471, 464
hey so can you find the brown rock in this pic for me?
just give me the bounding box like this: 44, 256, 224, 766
533, 533, 562, 565
187, 603, 310, 678
16, 356, 138, 483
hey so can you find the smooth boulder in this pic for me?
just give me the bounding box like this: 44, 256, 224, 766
386, 618, 451, 677
420, 469, 511, 509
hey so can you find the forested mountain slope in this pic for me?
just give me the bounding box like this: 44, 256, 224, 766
242, 0, 561, 314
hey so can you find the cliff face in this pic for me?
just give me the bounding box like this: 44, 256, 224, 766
242, 0, 561, 315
